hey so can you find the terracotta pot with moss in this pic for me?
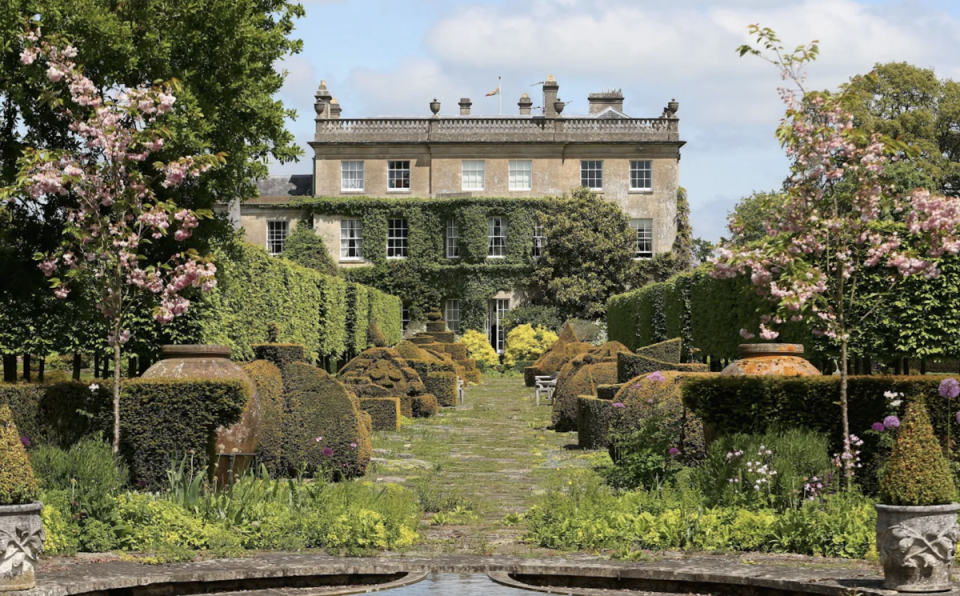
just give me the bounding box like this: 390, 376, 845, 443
876, 399, 959, 592
0, 405, 45, 591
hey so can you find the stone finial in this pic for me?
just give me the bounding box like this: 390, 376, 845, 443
330, 98, 341, 119
459, 97, 472, 116
314, 80, 333, 119
667, 98, 679, 116
518, 92, 533, 115
430, 98, 441, 116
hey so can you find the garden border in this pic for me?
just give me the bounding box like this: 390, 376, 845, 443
27, 553, 942, 596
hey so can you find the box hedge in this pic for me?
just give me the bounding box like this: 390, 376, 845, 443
425, 372, 458, 407
360, 398, 402, 431
412, 394, 439, 418
577, 397, 614, 451
617, 351, 708, 383
596, 384, 623, 401
243, 360, 285, 477
552, 356, 617, 432
120, 378, 250, 487
281, 362, 371, 478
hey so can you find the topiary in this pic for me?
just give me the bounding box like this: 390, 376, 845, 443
461, 329, 499, 369
879, 398, 957, 506
504, 325, 559, 368
253, 343, 307, 372
243, 360, 285, 477
368, 320, 388, 348
0, 405, 39, 505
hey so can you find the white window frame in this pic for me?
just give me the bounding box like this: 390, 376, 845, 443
340, 219, 363, 261
387, 160, 411, 191
387, 218, 408, 259
487, 298, 510, 354
461, 160, 485, 191
580, 160, 603, 190
532, 221, 545, 259
445, 299, 461, 334
630, 218, 654, 259
508, 160, 532, 191
402, 305, 410, 331
488, 216, 507, 258
630, 160, 652, 191
446, 218, 460, 259
340, 160, 364, 192
266, 220, 289, 257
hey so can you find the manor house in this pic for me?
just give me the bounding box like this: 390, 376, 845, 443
231, 76, 685, 352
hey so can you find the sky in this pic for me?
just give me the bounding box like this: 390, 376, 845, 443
267, 0, 960, 242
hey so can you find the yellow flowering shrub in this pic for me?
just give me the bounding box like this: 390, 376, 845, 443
460, 329, 499, 369
504, 325, 559, 368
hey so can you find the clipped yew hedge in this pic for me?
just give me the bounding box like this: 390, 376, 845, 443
425, 372, 458, 407
120, 378, 250, 487
243, 360, 284, 477
253, 344, 306, 372
0, 382, 111, 448
577, 397, 614, 450
360, 398, 402, 431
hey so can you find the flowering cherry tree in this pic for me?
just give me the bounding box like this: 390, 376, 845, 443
711, 26, 960, 487
2, 26, 223, 453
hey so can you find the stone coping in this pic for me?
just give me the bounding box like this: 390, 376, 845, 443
19, 552, 957, 596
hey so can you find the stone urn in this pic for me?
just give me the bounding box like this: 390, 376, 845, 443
720, 343, 820, 377
0, 503, 45, 591
429, 98, 440, 116
876, 503, 960, 592
554, 100, 565, 115
142, 345, 260, 484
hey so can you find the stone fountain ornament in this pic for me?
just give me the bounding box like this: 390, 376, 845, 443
0, 503, 45, 591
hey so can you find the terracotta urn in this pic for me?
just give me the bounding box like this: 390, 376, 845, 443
0, 503, 44, 591
876, 503, 960, 592
142, 345, 260, 483
720, 343, 820, 377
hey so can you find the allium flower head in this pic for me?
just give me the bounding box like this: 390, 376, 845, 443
612, 402, 626, 409
940, 378, 960, 399
871, 422, 884, 432
322, 447, 334, 457
20, 436, 30, 448
647, 371, 665, 382
668, 447, 680, 457
883, 415, 900, 430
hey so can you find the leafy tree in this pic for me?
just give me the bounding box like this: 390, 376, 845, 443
692, 238, 715, 266
283, 223, 338, 276
715, 26, 960, 489
726, 191, 786, 245
535, 188, 634, 320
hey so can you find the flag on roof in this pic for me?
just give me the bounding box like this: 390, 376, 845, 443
485, 85, 500, 97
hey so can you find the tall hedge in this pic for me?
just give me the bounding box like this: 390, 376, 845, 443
368, 289, 402, 347
119, 378, 250, 487
0, 382, 111, 448
345, 284, 370, 355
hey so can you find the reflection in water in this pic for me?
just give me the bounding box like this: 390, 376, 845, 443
384, 573, 532, 594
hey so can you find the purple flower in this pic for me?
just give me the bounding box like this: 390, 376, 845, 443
631, 383, 641, 390
612, 402, 626, 409
668, 447, 680, 457
871, 422, 885, 432
647, 371, 665, 382
883, 415, 900, 430
322, 447, 334, 457
19, 436, 30, 448
137, 480, 149, 488
350, 442, 358, 449
940, 378, 960, 399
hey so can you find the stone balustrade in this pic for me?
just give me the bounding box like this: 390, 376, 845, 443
314, 117, 679, 144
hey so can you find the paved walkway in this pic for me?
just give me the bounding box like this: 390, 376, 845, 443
367, 376, 592, 555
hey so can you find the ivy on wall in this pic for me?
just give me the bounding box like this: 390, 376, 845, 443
295, 197, 551, 331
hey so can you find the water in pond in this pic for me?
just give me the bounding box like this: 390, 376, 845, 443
383, 573, 531, 594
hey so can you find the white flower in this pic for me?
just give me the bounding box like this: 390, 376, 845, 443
89, 383, 99, 392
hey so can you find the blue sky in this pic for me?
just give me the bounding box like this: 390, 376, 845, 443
269, 0, 960, 242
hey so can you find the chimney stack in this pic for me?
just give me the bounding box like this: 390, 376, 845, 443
542, 75, 559, 118
329, 98, 341, 119
587, 88, 624, 115
518, 93, 533, 115
459, 97, 472, 115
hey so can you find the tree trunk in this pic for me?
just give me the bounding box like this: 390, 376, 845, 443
113, 342, 121, 454
840, 338, 851, 491
101, 354, 110, 379
127, 356, 137, 379
2, 354, 15, 383
893, 358, 901, 375
72, 353, 81, 381
22, 354, 30, 383
138, 355, 150, 375
37, 356, 44, 383
921, 359, 927, 375
94, 352, 100, 379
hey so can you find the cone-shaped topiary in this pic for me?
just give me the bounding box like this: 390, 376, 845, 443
879, 398, 957, 506
368, 320, 388, 348
0, 405, 39, 505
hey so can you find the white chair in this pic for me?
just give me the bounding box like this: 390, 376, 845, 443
457, 377, 465, 405
535, 374, 558, 406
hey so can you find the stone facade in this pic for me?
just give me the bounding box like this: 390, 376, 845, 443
231, 75, 685, 346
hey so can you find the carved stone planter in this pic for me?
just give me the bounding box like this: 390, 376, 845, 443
876, 503, 960, 592
0, 502, 45, 591
721, 343, 820, 377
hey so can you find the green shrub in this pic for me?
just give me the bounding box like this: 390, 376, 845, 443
412, 394, 439, 418
504, 325, 558, 368
617, 351, 707, 383
461, 329, 499, 369
596, 384, 622, 401
360, 398, 401, 431
243, 361, 284, 477
694, 428, 833, 511
635, 338, 682, 363
367, 321, 388, 348
41, 499, 79, 555
368, 289, 403, 346
345, 283, 370, 355
425, 372, 458, 407
0, 381, 112, 448
0, 405, 39, 505
252, 344, 307, 371
282, 362, 371, 478
116, 492, 212, 551
283, 222, 338, 276
120, 378, 250, 487
552, 356, 616, 432
879, 398, 957, 505
0, 384, 43, 445
503, 305, 563, 334
577, 397, 614, 450
567, 319, 603, 344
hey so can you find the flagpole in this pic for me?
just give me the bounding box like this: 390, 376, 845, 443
498, 76, 502, 115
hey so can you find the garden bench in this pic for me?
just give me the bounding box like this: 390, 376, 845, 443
535, 374, 558, 406
458, 377, 465, 405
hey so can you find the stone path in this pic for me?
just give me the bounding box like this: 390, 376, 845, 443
366, 376, 595, 555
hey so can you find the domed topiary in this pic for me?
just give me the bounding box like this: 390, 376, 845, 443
879, 399, 957, 506
0, 405, 39, 505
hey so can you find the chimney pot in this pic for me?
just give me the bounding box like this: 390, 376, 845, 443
543, 75, 559, 118
587, 88, 625, 115
518, 92, 533, 115
459, 97, 472, 116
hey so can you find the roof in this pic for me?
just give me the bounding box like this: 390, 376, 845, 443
254, 175, 312, 198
